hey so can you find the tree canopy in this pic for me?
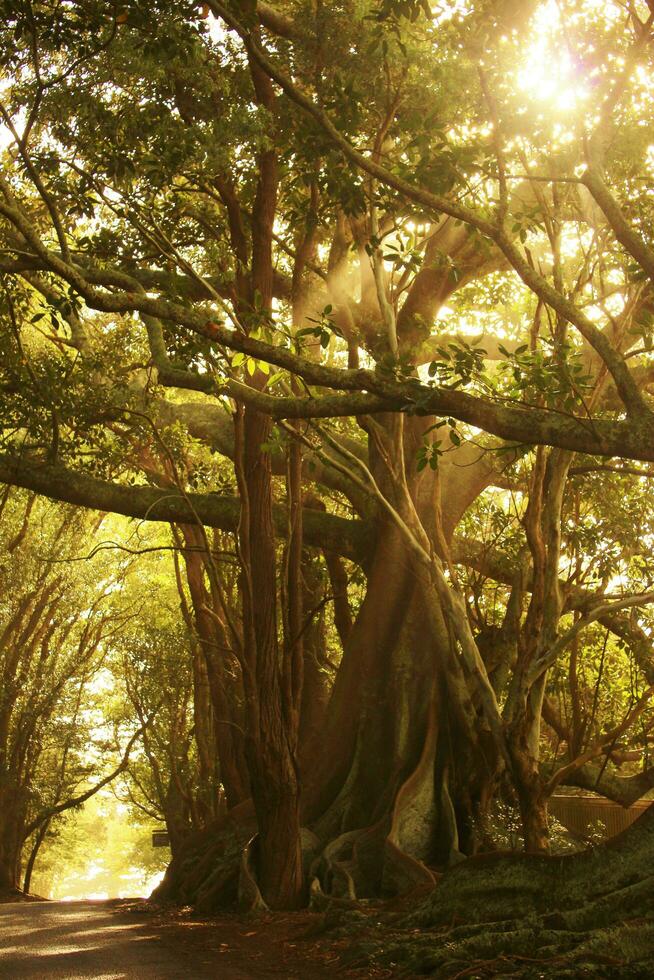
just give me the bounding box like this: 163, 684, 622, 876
2, 1, 654, 970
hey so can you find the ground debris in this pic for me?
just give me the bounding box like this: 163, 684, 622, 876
108, 899, 395, 977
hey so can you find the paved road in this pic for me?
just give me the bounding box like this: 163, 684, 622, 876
0, 900, 252, 979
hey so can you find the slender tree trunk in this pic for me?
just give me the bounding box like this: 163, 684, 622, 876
177, 528, 249, 809
298, 554, 332, 772
504, 449, 573, 852
233, 37, 304, 901
23, 819, 50, 895
239, 405, 303, 909
191, 640, 220, 822
163, 779, 191, 858
0, 800, 24, 892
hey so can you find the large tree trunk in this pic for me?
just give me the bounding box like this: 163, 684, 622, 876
0, 847, 16, 893
304, 417, 501, 895
153, 414, 515, 908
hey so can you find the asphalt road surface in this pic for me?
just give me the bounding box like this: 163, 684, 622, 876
0, 900, 255, 979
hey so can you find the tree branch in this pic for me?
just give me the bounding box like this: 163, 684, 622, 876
529, 592, 654, 684
0, 454, 370, 561
24, 714, 155, 836
562, 761, 654, 807
210, 1, 651, 419
3, 194, 654, 458
545, 683, 654, 795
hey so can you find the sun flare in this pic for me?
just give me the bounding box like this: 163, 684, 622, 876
516, 1, 590, 112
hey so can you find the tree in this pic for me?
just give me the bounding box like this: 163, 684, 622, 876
1, 0, 654, 915
119, 616, 221, 855
0, 491, 149, 892
29, 791, 169, 900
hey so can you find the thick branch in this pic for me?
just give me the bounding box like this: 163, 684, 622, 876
0, 454, 370, 561
582, 167, 654, 283
257, 1, 299, 39
563, 761, 654, 807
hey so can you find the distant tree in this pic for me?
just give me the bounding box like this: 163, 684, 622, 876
0, 491, 150, 892
29, 791, 168, 900
119, 617, 221, 856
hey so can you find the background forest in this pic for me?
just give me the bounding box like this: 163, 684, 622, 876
2, 0, 654, 974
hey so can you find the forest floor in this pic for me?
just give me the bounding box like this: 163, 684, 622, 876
301, 891, 654, 979
113, 899, 399, 979
116, 897, 654, 978
0, 897, 397, 979
2, 893, 652, 978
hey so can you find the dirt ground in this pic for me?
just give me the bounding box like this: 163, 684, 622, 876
115, 899, 399, 978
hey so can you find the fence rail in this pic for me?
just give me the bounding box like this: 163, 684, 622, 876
550, 794, 650, 841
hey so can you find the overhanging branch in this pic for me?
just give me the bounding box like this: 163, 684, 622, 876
0, 454, 370, 562
3, 164, 654, 458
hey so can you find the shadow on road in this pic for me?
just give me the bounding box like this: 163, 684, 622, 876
0, 900, 243, 979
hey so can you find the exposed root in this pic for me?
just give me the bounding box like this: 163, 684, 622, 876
0, 887, 44, 903
152, 801, 257, 913
237, 836, 268, 912
328, 806, 654, 976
